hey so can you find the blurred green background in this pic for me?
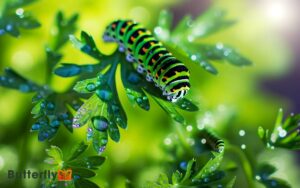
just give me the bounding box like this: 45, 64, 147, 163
1, 0, 300, 187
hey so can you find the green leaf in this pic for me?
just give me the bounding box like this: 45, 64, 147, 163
259, 109, 300, 150
52, 11, 78, 50
46, 146, 63, 164
175, 98, 199, 112
180, 159, 195, 183
74, 77, 98, 93
192, 151, 224, 181
72, 167, 96, 178
0, 68, 40, 92
92, 128, 108, 155
197, 44, 252, 66
68, 142, 89, 161
153, 96, 185, 124
80, 31, 103, 59
73, 94, 105, 128
226, 176, 236, 188
258, 126, 265, 140
107, 121, 120, 142
121, 60, 150, 111
67, 156, 106, 169
69, 31, 103, 60
154, 10, 172, 41
171, 171, 182, 184
187, 9, 235, 39
74, 178, 99, 188
256, 164, 291, 188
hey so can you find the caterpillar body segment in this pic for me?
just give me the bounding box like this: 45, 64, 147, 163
103, 19, 190, 102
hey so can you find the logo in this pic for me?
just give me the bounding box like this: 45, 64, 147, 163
57, 169, 72, 181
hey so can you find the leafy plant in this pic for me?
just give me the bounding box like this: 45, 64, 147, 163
0, 11, 79, 141
44, 142, 105, 188
255, 164, 290, 188
53, 9, 251, 153
0, 3, 299, 188
258, 109, 300, 150
153, 9, 251, 74
0, 0, 40, 37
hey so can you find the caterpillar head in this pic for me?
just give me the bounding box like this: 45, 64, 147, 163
163, 82, 190, 102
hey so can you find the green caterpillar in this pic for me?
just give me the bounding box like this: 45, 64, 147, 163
103, 20, 190, 102
200, 129, 225, 153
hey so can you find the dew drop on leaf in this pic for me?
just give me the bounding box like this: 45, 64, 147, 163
31, 123, 40, 131
96, 89, 113, 102
92, 116, 109, 132
86, 83, 96, 91
19, 84, 30, 92
239, 129, 246, 137
98, 146, 106, 155
180, 161, 188, 170
241, 144, 246, 150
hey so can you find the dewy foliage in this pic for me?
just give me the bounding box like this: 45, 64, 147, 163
0, 0, 40, 37
54, 9, 251, 154
0, 3, 299, 188
258, 109, 300, 150
44, 142, 105, 188
1, 11, 80, 142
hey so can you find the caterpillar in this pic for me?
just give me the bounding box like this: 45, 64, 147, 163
200, 129, 225, 153
102, 20, 190, 102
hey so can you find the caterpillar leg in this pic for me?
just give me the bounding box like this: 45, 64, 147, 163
146, 74, 153, 82
126, 53, 136, 63
137, 64, 146, 74
118, 44, 126, 52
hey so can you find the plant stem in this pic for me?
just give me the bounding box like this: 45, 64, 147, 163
226, 144, 254, 188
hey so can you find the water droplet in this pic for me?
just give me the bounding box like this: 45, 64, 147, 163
190, 54, 197, 61
142, 96, 148, 100
73, 175, 80, 180
46, 102, 55, 111
63, 119, 72, 126
19, 84, 30, 92
98, 146, 106, 154
201, 138, 206, 144
50, 120, 60, 128
136, 97, 142, 104
154, 27, 162, 34
6, 24, 13, 31
92, 116, 109, 131
277, 126, 287, 138
0, 29, 5, 35
203, 177, 209, 183
16, 8, 24, 16
82, 45, 92, 53
223, 49, 232, 56
164, 138, 172, 145
270, 133, 277, 143
186, 125, 193, 132
187, 35, 194, 42
96, 88, 112, 102
216, 43, 224, 49
239, 129, 246, 137
31, 123, 40, 130
86, 83, 96, 91
241, 144, 246, 150
111, 105, 120, 113
255, 175, 261, 180
180, 161, 187, 170
197, 123, 205, 130
270, 180, 277, 186
187, 138, 195, 145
